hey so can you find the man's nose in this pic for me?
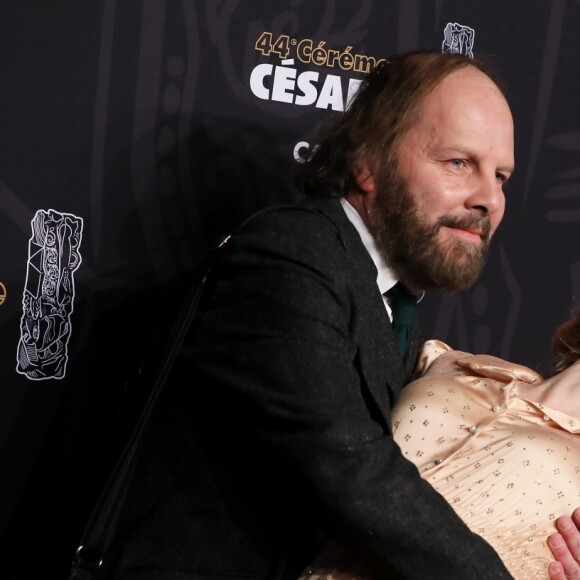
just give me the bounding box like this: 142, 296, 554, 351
466, 174, 504, 216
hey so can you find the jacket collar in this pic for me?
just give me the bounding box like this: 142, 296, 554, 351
301, 196, 418, 420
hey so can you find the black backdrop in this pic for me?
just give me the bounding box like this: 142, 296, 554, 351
1, 2, 579, 577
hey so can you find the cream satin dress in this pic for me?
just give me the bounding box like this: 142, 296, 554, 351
301, 340, 580, 580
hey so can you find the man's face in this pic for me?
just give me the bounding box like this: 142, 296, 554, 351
368, 66, 515, 291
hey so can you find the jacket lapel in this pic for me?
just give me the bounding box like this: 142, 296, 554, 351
303, 197, 409, 425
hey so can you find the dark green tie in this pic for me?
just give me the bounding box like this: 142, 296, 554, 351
385, 282, 417, 356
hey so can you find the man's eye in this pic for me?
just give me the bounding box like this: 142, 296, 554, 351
450, 159, 464, 168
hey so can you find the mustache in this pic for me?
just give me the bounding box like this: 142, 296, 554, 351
437, 215, 492, 241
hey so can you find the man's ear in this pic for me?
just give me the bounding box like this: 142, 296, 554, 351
354, 167, 375, 194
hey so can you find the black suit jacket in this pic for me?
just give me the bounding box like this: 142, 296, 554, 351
106, 197, 512, 579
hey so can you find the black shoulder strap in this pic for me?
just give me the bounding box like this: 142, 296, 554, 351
70, 235, 228, 579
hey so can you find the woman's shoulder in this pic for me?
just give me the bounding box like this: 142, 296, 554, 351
414, 339, 453, 373
415, 340, 543, 385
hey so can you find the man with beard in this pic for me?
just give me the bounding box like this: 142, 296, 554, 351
100, 50, 577, 579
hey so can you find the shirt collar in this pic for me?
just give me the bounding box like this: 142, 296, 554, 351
341, 198, 397, 295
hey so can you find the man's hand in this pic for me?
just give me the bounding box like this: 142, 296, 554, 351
548, 508, 580, 579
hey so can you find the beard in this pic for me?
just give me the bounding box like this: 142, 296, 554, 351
367, 164, 493, 291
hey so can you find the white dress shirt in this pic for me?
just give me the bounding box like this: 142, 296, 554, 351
340, 198, 397, 321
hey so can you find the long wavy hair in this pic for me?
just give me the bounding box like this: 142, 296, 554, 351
294, 50, 506, 198
551, 313, 580, 373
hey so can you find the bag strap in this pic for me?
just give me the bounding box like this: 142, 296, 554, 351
70, 235, 229, 579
